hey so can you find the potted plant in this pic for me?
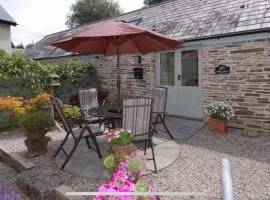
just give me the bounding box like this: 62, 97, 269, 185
205, 102, 234, 133
105, 129, 137, 160
19, 94, 54, 157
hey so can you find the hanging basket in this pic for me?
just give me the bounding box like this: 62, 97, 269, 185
208, 118, 228, 134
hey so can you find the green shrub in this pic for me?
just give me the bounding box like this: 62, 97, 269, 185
62, 104, 81, 118
19, 109, 54, 138
0, 50, 100, 100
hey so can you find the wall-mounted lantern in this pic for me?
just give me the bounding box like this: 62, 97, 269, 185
133, 55, 144, 79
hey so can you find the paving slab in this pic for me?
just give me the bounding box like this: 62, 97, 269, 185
155, 116, 206, 140
55, 136, 180, 179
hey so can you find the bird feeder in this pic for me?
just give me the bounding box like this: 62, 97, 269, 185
45, 73, 61, 118
45, 73, 61, 87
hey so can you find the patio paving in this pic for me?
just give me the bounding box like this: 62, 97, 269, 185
55, 136, 180, 178
0, 117, 269, 199
155, 116, 205, 140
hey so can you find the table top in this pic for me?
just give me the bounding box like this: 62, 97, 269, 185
88, 105, 121, 118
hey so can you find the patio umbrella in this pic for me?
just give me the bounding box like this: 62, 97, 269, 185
50, 20, 183, 103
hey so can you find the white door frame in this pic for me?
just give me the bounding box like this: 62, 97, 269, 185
155, 45, 203, 119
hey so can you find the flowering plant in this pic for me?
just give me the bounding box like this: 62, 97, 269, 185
205, 102, 234, 120
0, 184, 22, 200
105, 129, 134, 146
96, 151, 159, 200
104, 150, 146, 176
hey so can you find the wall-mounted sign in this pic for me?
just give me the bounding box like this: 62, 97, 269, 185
215, 65, 230, 75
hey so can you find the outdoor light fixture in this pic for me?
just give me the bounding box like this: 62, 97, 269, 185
133, 56, 143, 79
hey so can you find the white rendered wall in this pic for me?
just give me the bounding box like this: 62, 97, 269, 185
0, 23, 11, 54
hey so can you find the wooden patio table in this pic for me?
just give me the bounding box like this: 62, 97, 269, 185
88, 105, 121, 129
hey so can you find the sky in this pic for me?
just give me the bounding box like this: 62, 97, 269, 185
0, 0, 144, 46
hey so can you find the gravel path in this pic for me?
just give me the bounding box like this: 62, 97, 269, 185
0, 127, 270, 200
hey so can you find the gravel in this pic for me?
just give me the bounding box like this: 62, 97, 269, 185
0, 127, 270, 200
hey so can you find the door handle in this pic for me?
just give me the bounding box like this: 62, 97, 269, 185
178, 74, 181, 81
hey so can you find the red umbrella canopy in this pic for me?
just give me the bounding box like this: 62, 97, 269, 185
50, 20, 183, 55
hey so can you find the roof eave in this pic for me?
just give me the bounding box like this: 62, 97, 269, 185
0, 19, 17, 26
183, 28, 270, 42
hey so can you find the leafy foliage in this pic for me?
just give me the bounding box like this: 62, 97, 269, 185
66, 0, 123, 28
19, 109, 54, 138
105, 129, 134, 145
0, 50, 100, 100
18, 93, 54, 138
62, 104, 81, 118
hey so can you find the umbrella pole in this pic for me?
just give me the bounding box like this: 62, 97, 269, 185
116, 49, 121, 108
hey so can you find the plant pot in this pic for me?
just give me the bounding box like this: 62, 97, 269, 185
208, 118, 228, 134
24, 135, 50, 157
112, 143, 137, 160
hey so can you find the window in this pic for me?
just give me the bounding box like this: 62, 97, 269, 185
128, 18, 143, 25
160, 52, 175, 86
181, 50, 199, 87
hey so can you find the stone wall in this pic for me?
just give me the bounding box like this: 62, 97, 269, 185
41, 53, 155, 98
41, 38, 270, 134
202, 39, 270, 134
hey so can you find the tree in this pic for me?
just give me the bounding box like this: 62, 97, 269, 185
144, 0, 167, 6
25, 43, 35, 49
15, 43, 24, 49
66, 0, 123, 28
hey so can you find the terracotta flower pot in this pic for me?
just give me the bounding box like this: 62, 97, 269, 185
24, 135, 50, 157
209, 118, 228, 134
112, 143, 137, 160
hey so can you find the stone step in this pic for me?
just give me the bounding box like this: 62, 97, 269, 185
54, 185, 85, 200
0, 148, 36, 172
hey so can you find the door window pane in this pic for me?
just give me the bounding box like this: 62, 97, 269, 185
181, 50, 199, 86
160, 52, 175, 86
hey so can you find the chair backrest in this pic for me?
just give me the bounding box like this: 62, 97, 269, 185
153, 86, 168, 116
122, 98, 153, 140
79, 88, 99, 120
51, 97, 72, 133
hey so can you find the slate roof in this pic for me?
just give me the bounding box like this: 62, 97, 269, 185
0, 4, 17, 26
26, 0, 270, 60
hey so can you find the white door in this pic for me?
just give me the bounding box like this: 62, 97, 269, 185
156, 47, 202, 119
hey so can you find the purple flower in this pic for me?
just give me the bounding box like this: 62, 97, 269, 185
0, 184, 22, 200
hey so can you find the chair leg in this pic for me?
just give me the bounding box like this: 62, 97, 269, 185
92, 135, 102, 159
85, 137, 91, 149
85, 126, 102, 159
148, 140, 157, 173
60, 128, 86, 169
162, 116, 174, 140
54, 132, 70, 157
144, 140, 147, 155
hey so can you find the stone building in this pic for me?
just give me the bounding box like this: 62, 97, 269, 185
25, 0, 270, 134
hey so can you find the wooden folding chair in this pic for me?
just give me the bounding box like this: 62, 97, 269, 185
51, 97, 103, 170
122, 98, 157, 173
79, 88, 105, 128
152, 86, 174, 139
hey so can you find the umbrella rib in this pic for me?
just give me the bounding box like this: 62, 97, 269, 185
144, 32, 179, 49
129, 36, 145, 54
